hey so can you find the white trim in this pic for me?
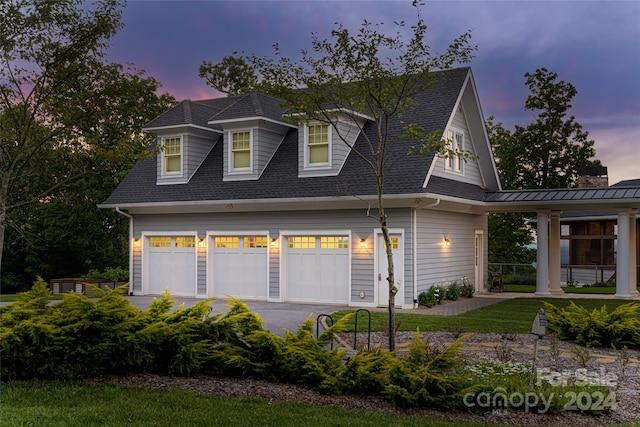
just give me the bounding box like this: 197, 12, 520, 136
374, 228, 407, 309
287, 108, 374, 122
160, 135, 184, 178
412, 209, 418, 308
141, 231, 198, 297
422, 151, 439, 188
279, 230, 352, 305
474, 229, 484, 294
465, 70, 502, 191
143, 124, 223, 134
208, 116, 298, 128
443, 127, 465, 174
303, 122, 332, 169
227, 128, 254, 174
205, 230, 270, 300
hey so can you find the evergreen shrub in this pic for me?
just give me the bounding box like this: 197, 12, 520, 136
543, 301, 640, 350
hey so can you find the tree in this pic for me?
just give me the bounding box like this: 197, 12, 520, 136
199, 55, 259, 96
0, 0, 175, 287
487, 68, 599, 264
491, 68, 597, 190
204, 2, 476, 350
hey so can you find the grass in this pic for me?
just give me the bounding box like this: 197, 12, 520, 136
503, 284, 640, 294
334, 297, 640, 334
0, 381, 497, 427
0, 293, 64, 303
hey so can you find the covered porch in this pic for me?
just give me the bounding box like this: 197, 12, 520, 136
483, 186, 640, 300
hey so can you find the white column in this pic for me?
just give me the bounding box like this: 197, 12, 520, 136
535, 211, 550, 297
549, 211, 564, 295
628, 210, 639, 298
615, 210, 631, 298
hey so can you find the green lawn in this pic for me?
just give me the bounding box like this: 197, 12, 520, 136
333, 297, 640, 334
0, 294, 64, 303
1, 381, 497, 427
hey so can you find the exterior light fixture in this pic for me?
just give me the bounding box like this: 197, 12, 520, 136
443, 237, 451, 248
359, 238, 366, 249
132, 237, 141, 248
198, 238, 206, 248
270, 238, 278, 248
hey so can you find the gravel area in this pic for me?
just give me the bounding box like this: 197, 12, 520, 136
88, 332, 640, 426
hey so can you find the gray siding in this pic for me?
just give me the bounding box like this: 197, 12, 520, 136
132, 247, 142, 293
415, 209, 486, 294
185, 134, 216, 178
197, 248, 207, 295
155, 133, 217, 185
223, 127, 286, 181
431, 107, 483, 186
255, 128, 285, 178
131, 208, 413, 305
298, 120, 361, 178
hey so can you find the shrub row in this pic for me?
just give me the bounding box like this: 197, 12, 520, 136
2, 280, 615, 415
418, 280, 474, 308
0, 279, 477, 409
544, 301, 640, 350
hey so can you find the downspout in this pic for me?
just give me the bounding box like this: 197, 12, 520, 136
413, 198, 441, 308
115, 207, 134, 296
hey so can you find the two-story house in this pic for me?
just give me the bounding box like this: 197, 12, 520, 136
100, 67, 501, 308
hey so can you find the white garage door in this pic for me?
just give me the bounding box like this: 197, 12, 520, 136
146, 236, 196, 296
285, 235, 350, 304
212, 236, 268, 300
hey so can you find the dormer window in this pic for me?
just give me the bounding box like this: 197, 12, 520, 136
445, 129, 464, 174
162, 136, 182, 175
230, 130, 252, 172
306, 123, 331, 167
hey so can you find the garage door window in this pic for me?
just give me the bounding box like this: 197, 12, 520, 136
215, 237, 239, 248
150, 237, 171, 247
320, 236, 349, 249
176, 237, 195, 248
244, 236, 268, 248
289, 236, 315, 249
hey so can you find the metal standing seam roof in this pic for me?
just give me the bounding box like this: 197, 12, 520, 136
484, 186, 640, 203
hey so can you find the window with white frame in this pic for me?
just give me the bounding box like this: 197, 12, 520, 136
445, 129, 464, 173
162, 137, 182, 174
306, 123, 330, 166
230, 130, 251, 171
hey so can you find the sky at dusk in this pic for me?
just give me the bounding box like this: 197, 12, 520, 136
108, 0, 640, 186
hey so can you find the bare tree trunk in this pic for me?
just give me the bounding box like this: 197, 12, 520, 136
0, 172, 8, 280
377, 179, 396, 352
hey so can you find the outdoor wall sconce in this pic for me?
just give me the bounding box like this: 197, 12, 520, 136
359, 238, 366, 249
132, 237, 141, 248
198, 238, 206, 248
443, 237, 451, 248
270, 238, 278, 248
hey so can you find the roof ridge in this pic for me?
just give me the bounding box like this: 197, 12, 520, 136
182, 100, 192, 123
250, 92, 263, 116
207, 93, 251, 121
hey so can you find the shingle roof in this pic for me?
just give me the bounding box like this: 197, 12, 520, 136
612, 179, 640, 188
208, 92, 288, 123
102, 67, 482, 206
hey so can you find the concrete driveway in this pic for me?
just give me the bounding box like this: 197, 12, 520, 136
125, 296, 350, 337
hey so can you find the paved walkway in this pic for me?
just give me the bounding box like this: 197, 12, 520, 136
418, 294, 506, 315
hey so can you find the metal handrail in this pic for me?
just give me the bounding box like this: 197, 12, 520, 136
353, 309, 371, 352
316, 314, 334, 350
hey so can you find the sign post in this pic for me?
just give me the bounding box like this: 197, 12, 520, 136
530, 308, 547, 387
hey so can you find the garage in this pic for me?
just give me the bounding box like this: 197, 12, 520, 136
285, 235, 350, 303
211, 235, 268, 300
146, 236, 196, 296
